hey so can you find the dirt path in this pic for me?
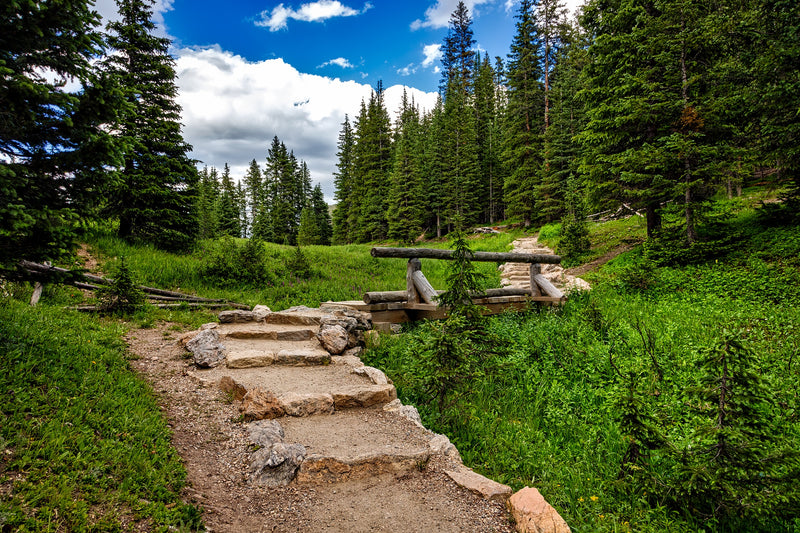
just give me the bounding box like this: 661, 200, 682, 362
127, 326, 514, 532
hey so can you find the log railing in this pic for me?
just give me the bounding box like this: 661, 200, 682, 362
366, 247, 565, 306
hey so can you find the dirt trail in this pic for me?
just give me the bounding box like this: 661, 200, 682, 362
127, 324, 514, 532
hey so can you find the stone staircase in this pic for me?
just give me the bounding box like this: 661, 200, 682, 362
180, 303, 571, 532
499, 236, 591, 293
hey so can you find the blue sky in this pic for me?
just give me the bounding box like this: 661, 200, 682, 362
95, 0, 581, 201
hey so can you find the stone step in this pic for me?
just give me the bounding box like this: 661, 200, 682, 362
281, 409, 436, 483
223, 338, 331, 368
218, 323, 317, 341
193, 359, 397, 412
264, 307, 330, 326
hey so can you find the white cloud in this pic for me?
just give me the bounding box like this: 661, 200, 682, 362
397, 64, 417, 76
410, 0, 493, 30
255, 1, 372, 32
421, 43, 442, 69
317, 57, 355, 69
173, 46, 437, 201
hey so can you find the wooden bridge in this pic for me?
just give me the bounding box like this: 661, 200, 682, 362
328, 247, 566, 331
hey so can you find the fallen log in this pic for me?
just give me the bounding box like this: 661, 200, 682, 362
363, 287, 533, 305
19, 260, 249, 309
74, 303, 238, 312
371, 247, 561, 264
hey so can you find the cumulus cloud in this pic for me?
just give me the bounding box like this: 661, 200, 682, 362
421, 43, 443, 69
410, 0, 493, 30
317, 57, 355, 69
397, 64, 417, 76
255, 0, 372, 32
173, 46, 437, 200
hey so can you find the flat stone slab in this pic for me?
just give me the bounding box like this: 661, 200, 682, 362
224, 338, 331, 369
195, 363, 395, 407
282, 408, 432, 482
218, 323, 316, 341
446, 465, 513, 503
264, 308, 330, 326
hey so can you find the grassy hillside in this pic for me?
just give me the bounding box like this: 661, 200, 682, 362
2, 202, 797, 532
362, 204, 800, 532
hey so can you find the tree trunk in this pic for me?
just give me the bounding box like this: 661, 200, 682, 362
646, 204, 661, 238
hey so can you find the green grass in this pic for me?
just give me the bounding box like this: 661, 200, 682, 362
84, 230, 524, 311
0, 300, 202, 532
362, 208, 800, 533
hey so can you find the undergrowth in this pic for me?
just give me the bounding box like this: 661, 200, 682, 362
362, 207, 800, 533
0, 301, 202, 532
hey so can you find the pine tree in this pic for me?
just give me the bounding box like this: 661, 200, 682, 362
355, 84, 393, 242
310, 184, 332, 245
440, 1, 476, 95
243, 158, 263, 238
580, 0, 720, 241
441, 79, 481, 230
197, 166, 221, 239
503, 0, 545, 227
419, 96, 449, 237
387, 91, 425, 243
218, 163, 241, 237
296, 206, 321, 245
1, 0, 120, 267
332, 115, 355, 244
474, 53, 504, 224
104, 0, 199, 251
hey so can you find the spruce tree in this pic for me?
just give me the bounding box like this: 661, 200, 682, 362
243, 158, 263, 238
387, 91, 424, 243
104, 0, 199, 251
440, 1, 476, 95
474, 53, 504, 224
1, 0, 119, 267
218, 163, 241, 237
332, 115, 355, 244
355, 84, 393, 242
310, 184, 332, 246
196, 166, 221, 240
503, 0, 545, 227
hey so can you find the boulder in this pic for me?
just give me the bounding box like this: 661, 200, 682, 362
239, 387, 285, 421
218, 375, 247, 401
252, 304, 272, 321
317, 324, 349, 355
508, 487, 571, 533
218, 310, 256, 323
278, 392, 335, 417
249, 442, 306, 487
429, 433, 461, 461
185, 329, 226, 368
247, 420, 285, 448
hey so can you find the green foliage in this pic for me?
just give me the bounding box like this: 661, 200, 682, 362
0, 0, 120, 268
104, 0, 199, 252
363, 214, 800, 532
96, 256, 145, 314
200, 236, 272, 287
0, 301, 202, 531
285, 245, 312, 280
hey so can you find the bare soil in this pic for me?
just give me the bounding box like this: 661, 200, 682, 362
126, 326, 514, 532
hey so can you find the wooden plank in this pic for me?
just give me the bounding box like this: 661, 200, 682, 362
412, 270, 439, 305
371, 247, 561, 264
369, 309, 411, 324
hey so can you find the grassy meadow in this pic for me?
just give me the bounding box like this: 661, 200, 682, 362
2, 200, 799, 531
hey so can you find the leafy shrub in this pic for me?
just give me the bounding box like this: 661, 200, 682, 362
538, 222, 561, 243
201, 236, 272, 287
